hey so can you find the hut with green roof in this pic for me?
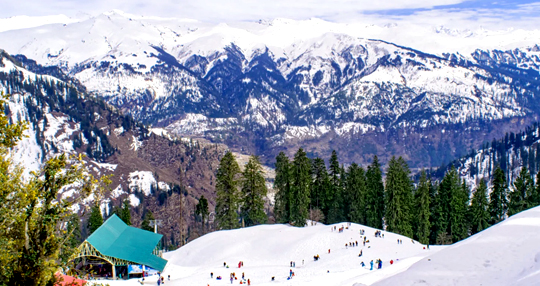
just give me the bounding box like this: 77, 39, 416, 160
71, 214, 167, 279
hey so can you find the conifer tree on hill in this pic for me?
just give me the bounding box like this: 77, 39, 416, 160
241, 155, 268, 226
450, 179, 470, 242
327, 151, 344, 223
489, 166, 508, 224
508, 167, 533, 216
215, 151, 241, 230
119, 199, 131, 226
469, 179, 490, 235
346, 163, 367, 225
88, 203, 104, 235
273, 152, 291, 224
432, 166, 459, 244
310, 157, 329, 219
366, 155, 384, 229
195, 195, 209, 234
141, 210, 155, 232
384, 156, 413, 237
530, 171, 540, 208
290, 148, 311, 226
414, 170, 431, 244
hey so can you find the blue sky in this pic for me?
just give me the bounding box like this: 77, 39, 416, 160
1, 0, 539, 28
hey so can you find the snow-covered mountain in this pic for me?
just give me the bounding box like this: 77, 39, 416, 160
0, 51, 223, 240
1, 12, 539, 167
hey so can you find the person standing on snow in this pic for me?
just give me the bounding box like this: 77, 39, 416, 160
370, 260, 374, 270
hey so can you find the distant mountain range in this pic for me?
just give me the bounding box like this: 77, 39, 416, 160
2, 12, 538, 168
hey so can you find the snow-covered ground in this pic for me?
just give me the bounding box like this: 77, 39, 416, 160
371, 206, 540, 286
87, 205, 540, 286
89, 222, 439, 286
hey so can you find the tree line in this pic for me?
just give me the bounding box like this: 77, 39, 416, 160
212, 151, 268, 230
273, 148, 540, 244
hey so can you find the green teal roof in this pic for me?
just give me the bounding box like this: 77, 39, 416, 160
86, 214, 167, 271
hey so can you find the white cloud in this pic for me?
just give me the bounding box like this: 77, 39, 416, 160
0, 0, 466, 21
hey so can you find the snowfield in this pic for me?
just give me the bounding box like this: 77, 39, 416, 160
88, 206, 540, 286
90, 222, 441, 286
371, 206, 540, 286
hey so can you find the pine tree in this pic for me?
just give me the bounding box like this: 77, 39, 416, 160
415, 170, 431, 244
508, 167, 532, 216
311, 157, 329, 216
87, 204, 104, 235
215, 151, 241, 229
195, 195, 209, 234
432, 166, 460, 243
469, 179, 490, 235
241, 155, 268, 226
366, 155, 385, 229
384, 156, 413, 237
346, 163, 367, 224
327, 150, 344, 223
119, 199, 131, 225
274, 152, 292, 224
489, 166, 508, 224
141, 210, 154, 232
450, 179, 470, 242
289, 148, 311, 226
530, 171, 540, 208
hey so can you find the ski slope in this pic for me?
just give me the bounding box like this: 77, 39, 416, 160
370, 206, 540, 286
87, 206, 540, 286
90, 222, 439, 286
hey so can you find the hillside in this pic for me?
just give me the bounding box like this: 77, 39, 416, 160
0, 50, 225, 244
1, 13, 539, 168
85, 206, 540, 286
96, 221, 440, 286
433, 122, 540, 188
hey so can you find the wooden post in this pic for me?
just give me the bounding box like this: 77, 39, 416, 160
112, 264, 116, 280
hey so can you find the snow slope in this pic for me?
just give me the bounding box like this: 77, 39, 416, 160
90, 222, 440, 286
87, 206, 540, 286
370, 206, 540, 286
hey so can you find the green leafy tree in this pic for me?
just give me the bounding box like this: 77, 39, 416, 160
195, 195, 209, 234
508, 167, 532, 216
289, 148, 311, 226
414, 170, 431, 244
469, 179, 490, 235
141, 210, 155, 232
366, 156, 384, 229
489, 166, 508, 224
0, 91, 107, 285
215, 151, 241, 229
346, 163, 367, 224
384, 156, 413, 237
87, 204, 104, 234
273, 152, 291, 223
241, 155, 268, 226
